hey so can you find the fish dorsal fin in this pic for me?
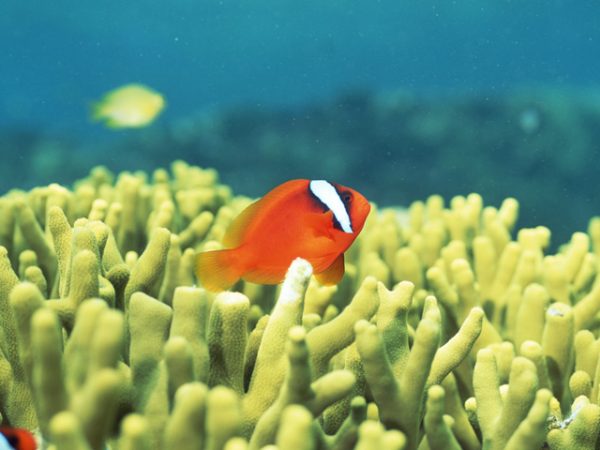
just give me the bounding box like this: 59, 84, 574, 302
223, 179, 307, 247
315, 253, 345, 285
222, 200, 263, 247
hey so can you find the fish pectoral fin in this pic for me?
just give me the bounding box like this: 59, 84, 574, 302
196, 248, 242, 292
304, 211, 336, 240
315, 253, 345, 286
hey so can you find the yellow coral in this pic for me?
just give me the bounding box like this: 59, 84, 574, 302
2, 163, 600, 449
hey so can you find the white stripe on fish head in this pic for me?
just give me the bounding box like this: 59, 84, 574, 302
309, 180, 353, 233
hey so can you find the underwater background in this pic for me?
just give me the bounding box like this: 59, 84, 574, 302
2, 0, 599, 246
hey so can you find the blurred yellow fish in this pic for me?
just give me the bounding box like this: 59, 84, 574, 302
92, 83, 165, 129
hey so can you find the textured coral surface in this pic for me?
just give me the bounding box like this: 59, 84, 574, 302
1, 161, 600, 450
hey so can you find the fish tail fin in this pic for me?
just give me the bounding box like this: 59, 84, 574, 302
196, 248, 242, 292
90, 101, 104, 122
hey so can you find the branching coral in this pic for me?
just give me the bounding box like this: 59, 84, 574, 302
2, 161, 600, 449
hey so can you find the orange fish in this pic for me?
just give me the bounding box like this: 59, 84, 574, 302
196, 179, 371, 291
0, 426, 36, 450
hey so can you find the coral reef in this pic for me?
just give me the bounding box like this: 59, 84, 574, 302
1, 161, 600, 449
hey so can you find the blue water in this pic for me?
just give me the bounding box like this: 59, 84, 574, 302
2, 0, 600, 247
2, 0, 598, 135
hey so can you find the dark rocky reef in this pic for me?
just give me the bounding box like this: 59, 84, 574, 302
3, 87, 600, 247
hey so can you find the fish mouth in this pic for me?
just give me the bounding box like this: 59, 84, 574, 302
359, 199, 372, 217
352, 199, 371, 232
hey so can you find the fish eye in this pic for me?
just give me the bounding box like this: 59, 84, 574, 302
342, 192, 353, 204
